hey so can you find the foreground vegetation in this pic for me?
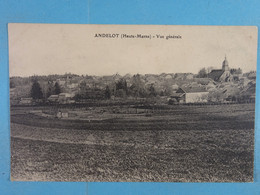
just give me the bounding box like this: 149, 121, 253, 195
11, 104, 255, 182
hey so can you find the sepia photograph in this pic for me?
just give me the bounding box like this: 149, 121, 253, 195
9, 24, 257, 182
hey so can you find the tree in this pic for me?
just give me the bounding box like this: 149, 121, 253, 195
148, 84, 157, 97
160, 90, 165, 96
46, 82, 54, 98
104, 85, 111, 99
116, 79, 127, 91
161, 81, 173, 96
123, 79, 128, 95
54, 82, 61, 95
130, 74, 146, 97
73, 93, 82, 102
10, 80, 15, 88
208, 89, 225, 102
31, 80, 43, 99
230, 68, 242, 75
197, 68, 207, 78
115, 79, 128, 98
79, 81, 87, 94
115, 89, 126, 98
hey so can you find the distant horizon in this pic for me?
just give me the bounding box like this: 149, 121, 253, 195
9, 67, 256, 78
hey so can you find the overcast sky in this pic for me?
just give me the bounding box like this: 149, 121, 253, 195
8, 24, 258, 77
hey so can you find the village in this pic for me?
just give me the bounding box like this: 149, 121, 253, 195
10, 56, 256, 107
10, 56, 256, 182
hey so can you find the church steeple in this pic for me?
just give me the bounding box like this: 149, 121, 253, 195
222, 55, 229, 71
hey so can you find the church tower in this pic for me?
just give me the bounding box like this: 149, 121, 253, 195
222, 55, 229, 71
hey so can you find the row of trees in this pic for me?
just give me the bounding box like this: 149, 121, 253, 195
75, 76, 159, 100
30, 79, 61, 99
30, 76, 163, 101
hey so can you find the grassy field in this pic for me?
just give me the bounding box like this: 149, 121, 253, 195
10, 104, 255, 182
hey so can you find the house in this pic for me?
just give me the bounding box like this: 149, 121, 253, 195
57, 111, 69, 118
48, 93, 75, 104
56, 79, 66, 86
185, 73, 194, 80
170, 86, 209, 103
145, 74, 158, 84
19, 97, 33, 105
165, 74, 173, 79
208, 56, 233, 82
58, 93, 74, 104
67, 83, 78, 89
247, 72, 256, 80
232, 73, 243, 81
174, 73, 186, 80
112, 73, 122, 81
48, 95, 59, 103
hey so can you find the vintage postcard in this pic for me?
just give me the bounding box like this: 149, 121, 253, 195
9, 24, 257, 182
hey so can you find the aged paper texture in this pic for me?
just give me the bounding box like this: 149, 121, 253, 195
9, 24, 257, 182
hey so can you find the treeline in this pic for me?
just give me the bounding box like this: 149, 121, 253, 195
30, 79, 62, 99
75, 75, 160, 100
10, 74, 82, 88
27, 75, 166, 101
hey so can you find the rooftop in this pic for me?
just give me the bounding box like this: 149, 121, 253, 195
208, 70, 224, 81
178, 86, 208, 93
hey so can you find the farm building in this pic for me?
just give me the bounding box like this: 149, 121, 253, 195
208, 56, 233, 82
19, 97, 33, 105
48, 95, 59, 103
48, 93, 75, 104
58, 93, 74, 104
170, 86, 209, 103
57, 111, 69, 118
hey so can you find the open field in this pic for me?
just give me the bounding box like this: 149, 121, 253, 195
11, 104, 255, 182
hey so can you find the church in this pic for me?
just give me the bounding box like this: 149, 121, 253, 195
208, 56, 233, 82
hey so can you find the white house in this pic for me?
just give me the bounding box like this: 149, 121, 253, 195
170, 86, 209, 103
